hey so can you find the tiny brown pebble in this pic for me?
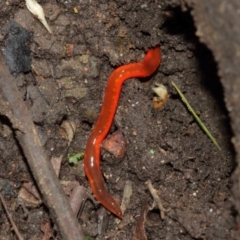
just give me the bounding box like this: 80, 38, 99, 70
132, 130, 137, 136
102, 130, 126, 158
73, 7, 78, 13
66, 44, 74, 57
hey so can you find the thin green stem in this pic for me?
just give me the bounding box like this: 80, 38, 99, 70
172, 82, 221, 150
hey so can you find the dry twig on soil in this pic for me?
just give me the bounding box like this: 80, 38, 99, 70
0, 192, 23, 240
0, 52, 84, 240
146, 180, 170, 219
133, 199, 149, 240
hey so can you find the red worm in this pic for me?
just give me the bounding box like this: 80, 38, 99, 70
84, 47, 161, 218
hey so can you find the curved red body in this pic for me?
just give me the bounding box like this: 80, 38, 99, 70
84, 47, 161, 218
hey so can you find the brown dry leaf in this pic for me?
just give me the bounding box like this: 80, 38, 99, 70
133, 199, 149, 240
102, 130, 126, 158
59, 120, 77, 145
18, 187, 41, 208
50, 155, 63, 178
41, 221, 53, 240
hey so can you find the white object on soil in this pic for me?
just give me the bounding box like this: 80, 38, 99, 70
25, 0, 52, 33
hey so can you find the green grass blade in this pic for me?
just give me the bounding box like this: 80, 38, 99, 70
172, 82, 221, 150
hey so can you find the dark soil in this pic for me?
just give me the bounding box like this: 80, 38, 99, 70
0, 0, 239, 239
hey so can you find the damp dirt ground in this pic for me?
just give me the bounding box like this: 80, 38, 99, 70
0, 0, 238, 239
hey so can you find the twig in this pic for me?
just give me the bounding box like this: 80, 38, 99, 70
172, 82, 221, 150
0, 192, 24, 240
133, 199, 148, 240
0, 52, 84, 240
146, 180, 170, 219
